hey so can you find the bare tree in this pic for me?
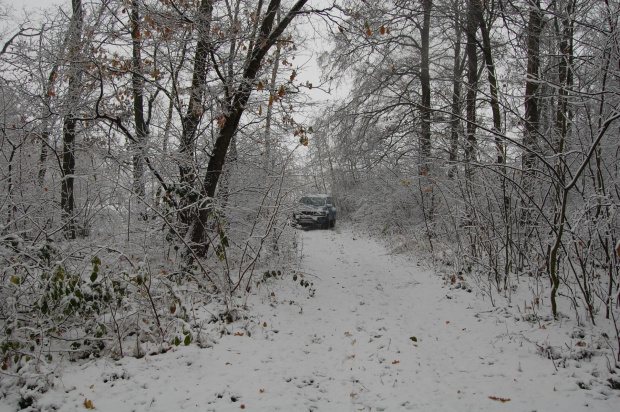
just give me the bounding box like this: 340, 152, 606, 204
60, 0, 83, 239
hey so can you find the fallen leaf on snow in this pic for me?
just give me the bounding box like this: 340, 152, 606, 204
489, 396, 511, 402
392, 360, 400, 364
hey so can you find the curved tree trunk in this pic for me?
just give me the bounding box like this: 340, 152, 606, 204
185, 0, 308, 260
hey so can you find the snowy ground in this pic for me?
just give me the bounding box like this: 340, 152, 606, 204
4, 225, 619, 411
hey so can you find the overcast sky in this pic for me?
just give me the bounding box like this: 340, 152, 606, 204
4, 0, 62, 22
7, 0, 58, 10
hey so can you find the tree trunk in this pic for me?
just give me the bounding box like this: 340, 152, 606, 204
521, 0, 543, 226
464, 0, 479, 181
185, 0, 308, 259
38, 65, 59, 186
419, 0, 432, 171
130, 0, 146, 198
477, 7, 503, 163
60, 0, 83, 240
264, 35, 280, 180
177, 0, 214, 229
448, 2, 464, 178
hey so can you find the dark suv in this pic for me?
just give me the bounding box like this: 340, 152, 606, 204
292, 194, 337, 229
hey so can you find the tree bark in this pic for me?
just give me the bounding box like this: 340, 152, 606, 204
419, 0, 432, 172
521, 0, 543, 225
60, 0, 83, 240
477, 5, 503, 163
464, 0, 479, 180
448, 1, 464, 178
185, 0, 308, 259
38, 64, 59, 186
177, 0, 214, 229
130, 0, 147, 198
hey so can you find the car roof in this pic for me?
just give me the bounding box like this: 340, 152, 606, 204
302, 194, 331, 198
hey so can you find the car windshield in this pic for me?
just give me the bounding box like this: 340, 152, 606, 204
299, 197, 326, 207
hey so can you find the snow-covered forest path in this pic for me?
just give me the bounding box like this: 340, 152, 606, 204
29, 227, 617, 411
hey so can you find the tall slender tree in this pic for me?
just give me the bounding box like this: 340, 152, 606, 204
130, 0, 147, 198
521, 0, 543, 225
60, 0, 83, 239
464, 0, 479, 180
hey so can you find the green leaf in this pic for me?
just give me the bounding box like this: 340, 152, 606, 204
410, 336, 418, 342
220, 235, 229, 248
293, 274, 297, 281
9, 276, 20, 285
184, 335, 191, 346
174, 336, 181, 346
90, 271, 98, 283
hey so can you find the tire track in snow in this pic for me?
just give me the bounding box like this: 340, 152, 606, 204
294, 228, 438, 411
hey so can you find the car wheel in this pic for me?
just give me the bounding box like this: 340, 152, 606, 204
330, 217, 336, 228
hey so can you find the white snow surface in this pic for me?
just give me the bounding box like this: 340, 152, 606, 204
4, 226, 618, 411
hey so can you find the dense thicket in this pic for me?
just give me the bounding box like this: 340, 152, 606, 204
312, 0, 620, 358
0, 0, 312, 379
